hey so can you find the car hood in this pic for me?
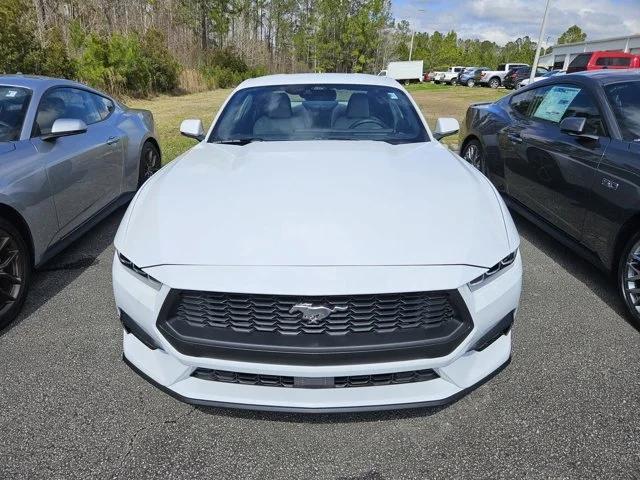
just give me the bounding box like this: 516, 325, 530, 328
117, 141, 511, 268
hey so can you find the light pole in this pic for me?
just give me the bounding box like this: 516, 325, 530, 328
409, 30, 415, 60
530, 0, 551, 82
408, 9, 425, 61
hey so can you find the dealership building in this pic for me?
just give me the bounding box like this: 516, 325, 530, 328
539, 34, 640, 70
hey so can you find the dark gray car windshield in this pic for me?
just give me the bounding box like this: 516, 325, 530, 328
208, 84, 429, 144
0, 86, 31, 142
605, 81, 640, 142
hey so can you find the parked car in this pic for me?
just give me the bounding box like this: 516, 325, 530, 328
567, 51, 640, 73
503, 66, 549, 89
460, 70, 640, 325
517, 69, 565, 89
423, 71, 435, 82
378, 60, 424, 83
479, 63, 530, 89
459, 67, 489, 87
434, 66, 465, 85
114, 73, 522, 412
0, 75, 160, 329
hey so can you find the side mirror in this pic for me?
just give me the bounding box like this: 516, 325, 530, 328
433, 117, 460, 140
560, 117, 598, 140
43, 118, 87, 141
180, 119, 205, 141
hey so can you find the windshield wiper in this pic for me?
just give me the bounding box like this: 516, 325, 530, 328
213, 138, 263, 145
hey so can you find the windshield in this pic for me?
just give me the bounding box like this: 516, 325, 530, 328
208, 84, 429, 145
605, 80, 640, 142
0, 86, 31, 142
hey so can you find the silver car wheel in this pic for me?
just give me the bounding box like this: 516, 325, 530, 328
0, 233, 23, 316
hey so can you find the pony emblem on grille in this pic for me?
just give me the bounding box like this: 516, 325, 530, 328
289, 303, 348, 323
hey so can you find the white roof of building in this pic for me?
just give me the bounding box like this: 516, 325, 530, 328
237, 73, 401, 89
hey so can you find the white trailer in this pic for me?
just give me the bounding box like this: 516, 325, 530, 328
378, 61, 423, 83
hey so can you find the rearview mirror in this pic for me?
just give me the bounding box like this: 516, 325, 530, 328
180, 119, 205, 141
43, 118, 87, 141
560, 117, 598, 140
433, 117, 460, 140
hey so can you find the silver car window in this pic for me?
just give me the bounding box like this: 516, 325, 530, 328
0, 86, 31, 142
35, 87, 103, 136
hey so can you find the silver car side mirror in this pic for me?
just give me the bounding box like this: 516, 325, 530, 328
180, 119, 205, 141
433, 117, 460, 141
43, 118, 88, 141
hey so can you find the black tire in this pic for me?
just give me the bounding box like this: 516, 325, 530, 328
617, 231, 640, 327
466, 79, 475, 87
461, 138, 487, 175
0, 217, 31, 330
450, 78, 458, 86
489, 77, 501, 89
137, 141, 161, 188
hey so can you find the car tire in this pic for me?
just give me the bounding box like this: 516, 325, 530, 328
434, 81, 440, 85
467, 79, 475, 87
450, 78, 458, 86
617, 231, 640, 327
137, 141, 161, 188
489, 78, 501, 89
462, 139, 487, 175
0, 217, 31, 331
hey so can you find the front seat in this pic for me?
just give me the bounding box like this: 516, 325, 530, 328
253, 93, 295, 136
333, 93, 371, 129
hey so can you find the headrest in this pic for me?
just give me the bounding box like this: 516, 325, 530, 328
265, 93, 292, 119
346, 93, 370, 118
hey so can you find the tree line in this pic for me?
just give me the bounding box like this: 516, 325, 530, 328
0, 0, 585, 97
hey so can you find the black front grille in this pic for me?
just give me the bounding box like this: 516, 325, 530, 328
191, 367, 439, 389
170, 291, 456, 336
158, 290, 473, 365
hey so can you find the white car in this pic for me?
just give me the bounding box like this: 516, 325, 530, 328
113, 73, 522, 412
517, 69, 566, 89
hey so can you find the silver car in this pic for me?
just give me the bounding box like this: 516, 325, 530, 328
0, 75, 161, 328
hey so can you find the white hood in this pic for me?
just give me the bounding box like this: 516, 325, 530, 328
117, 141, 511, 268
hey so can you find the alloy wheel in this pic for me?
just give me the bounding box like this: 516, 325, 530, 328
623, 242, 640, 315
0, 232, 24, 318
141, 145, 160, 183
464, 143, 482, 171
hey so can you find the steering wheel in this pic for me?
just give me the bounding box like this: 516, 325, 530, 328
349, 118, 387, 130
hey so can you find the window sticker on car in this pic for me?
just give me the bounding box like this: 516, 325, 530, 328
6, 90, 18, 98
533, 86, 581, 122
387, 92, 398, 100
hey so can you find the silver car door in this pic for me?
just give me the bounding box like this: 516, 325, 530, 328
30, 87, 123, 240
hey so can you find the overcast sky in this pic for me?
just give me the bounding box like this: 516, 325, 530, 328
393, 0, 640, 46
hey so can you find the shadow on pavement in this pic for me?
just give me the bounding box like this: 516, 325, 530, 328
0, 207, 125, 338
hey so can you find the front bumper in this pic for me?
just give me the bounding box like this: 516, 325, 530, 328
113, 254, 522, 412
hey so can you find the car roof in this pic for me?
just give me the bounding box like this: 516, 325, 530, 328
571, 69, 640, 85
0, 75, 100, 93
237, 73, 402, 90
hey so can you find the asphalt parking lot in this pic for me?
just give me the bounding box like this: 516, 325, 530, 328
1, 207, 639, 480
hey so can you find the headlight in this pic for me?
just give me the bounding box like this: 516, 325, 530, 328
469, 250, 517, 289
117, 252, 162, 289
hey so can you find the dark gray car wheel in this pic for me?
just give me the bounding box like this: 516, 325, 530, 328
467, 79, 475, 87
0, 218, 30, 330
489, 78, 501, 89
618, 232, 640, 327
138, 141, 161, 188
462, 139, 486, 175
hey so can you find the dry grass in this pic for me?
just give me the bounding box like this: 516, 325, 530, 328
128, 85, 508, 163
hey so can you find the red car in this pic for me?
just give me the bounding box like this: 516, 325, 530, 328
567, 51, 640, 73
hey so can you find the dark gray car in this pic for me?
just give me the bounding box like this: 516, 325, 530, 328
0, 75, 160, 328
